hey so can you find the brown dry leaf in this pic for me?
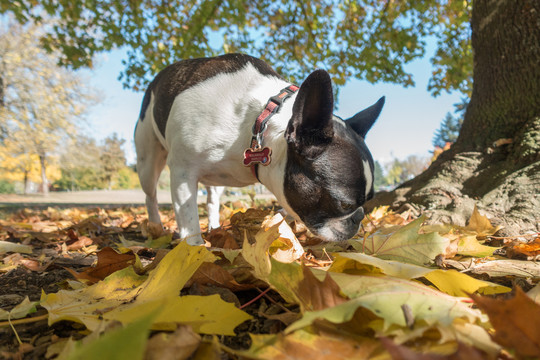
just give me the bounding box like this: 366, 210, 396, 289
243, 330, 379, 360
230, 208, 272, 241
380, 338, 486, 360
464, 206, 500, 238
206, 228, 240, 249
20, 258, 52, 272
67, 247, 136, 284
186, 262, 253, 291
505, 236, 540, 260
65, 235, 93, 251
145, 325, 201, 360
296, 266, 348, 312
70, 216, 105, 236
471, 287, 540, 358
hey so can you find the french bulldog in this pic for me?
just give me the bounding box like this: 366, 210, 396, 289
135, 53, 384, 245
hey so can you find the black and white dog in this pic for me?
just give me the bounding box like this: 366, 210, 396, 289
135, 54, 384, 245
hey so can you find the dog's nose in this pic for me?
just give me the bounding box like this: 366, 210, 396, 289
351, 206, 365, 223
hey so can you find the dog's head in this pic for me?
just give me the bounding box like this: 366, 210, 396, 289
282, 69, 384, 241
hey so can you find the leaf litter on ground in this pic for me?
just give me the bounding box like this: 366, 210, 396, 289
0, 203, 539, 359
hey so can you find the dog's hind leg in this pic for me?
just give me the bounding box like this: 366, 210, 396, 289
135, 117, 168, 226
206, 185, 224, 230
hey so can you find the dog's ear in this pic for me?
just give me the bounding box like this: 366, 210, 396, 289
346, 96, 385, 138
285, 69, 334, 158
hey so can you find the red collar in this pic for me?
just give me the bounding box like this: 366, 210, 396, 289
243, 84, 299, 182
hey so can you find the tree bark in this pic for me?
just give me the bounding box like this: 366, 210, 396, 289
366, 0, 540, 236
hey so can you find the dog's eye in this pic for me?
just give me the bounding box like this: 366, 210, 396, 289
340, 201, 356, 212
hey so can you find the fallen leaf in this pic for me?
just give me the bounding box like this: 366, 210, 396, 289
263, 213, 304, 263
41, 242, 247, 335
145, 325, 201, 360
135, 242, 216, 302
242, 217, 285, 280
231, 208, 272, 241
527, 283, 540, 304
206, 228, 240, 249
505, 236, 540, 259
106, 295, 251, 334
266, 261, 347, 312
329, 252, 432, 279
464, 206, 500, 238
381, 337, 486, 360
455, 235, 498, 257
471, 288, 540, 358
295, 266, 348, 311
65, 236, 93, 251
67, 247, 137, 284
445, 258, 540, 278
61, 309, 157, 360
349, 217, 449, 266
0, 240, 32, 254
329, 253, 510, 296
187, 262, 253, 291
240, 330, 379, 360
423, 269, 509, 296
0, 296, 38, 320
286, 270, 483, 332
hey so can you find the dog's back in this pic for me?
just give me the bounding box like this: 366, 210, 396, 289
137, 54, 282, 142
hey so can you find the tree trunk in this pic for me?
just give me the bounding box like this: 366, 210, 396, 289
39, 154, 49, 195
366, 0, 540, 236
0, 76, 4, 107
23, 169, 29, 195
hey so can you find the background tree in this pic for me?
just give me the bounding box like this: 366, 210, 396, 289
55, 136, 104, 191
373, 161, 386, 191
2, 0, 537, 234
383, 155, 429, 188
372, 0, 539, 235
54, 134, 137, 191
0, 0, 472, 93
0, 19, 95, 194
100, 133, 127, 190
433, 98, 467, 148
432, 113, 461, 148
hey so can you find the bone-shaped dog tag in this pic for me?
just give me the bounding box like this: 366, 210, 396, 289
243, 147, 272, 166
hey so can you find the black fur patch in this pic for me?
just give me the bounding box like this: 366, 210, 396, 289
138, 54, 282, 137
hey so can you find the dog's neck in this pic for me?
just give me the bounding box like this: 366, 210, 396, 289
253, 96, 297, 215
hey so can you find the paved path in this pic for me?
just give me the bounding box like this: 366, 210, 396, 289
0, 189, 273, 206
0, 189, 171, 205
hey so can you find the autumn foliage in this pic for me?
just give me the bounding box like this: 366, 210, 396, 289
0, 204, 539, 359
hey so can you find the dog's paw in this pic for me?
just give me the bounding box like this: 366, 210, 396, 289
185, 234, 205, 246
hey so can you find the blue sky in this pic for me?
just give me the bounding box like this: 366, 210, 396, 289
83, 49, 462, 166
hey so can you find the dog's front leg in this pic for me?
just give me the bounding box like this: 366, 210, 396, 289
170, 168, 204, 245
206, 186, 224, 230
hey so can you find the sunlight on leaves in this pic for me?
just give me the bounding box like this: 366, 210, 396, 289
241, 330, 379, 360
464, 206, 501, 237
106, 295, 252, 335
350, 217, 449, 266
61, 309, 158, 360
0, 296, 37, 320
329, 253, 510, 296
